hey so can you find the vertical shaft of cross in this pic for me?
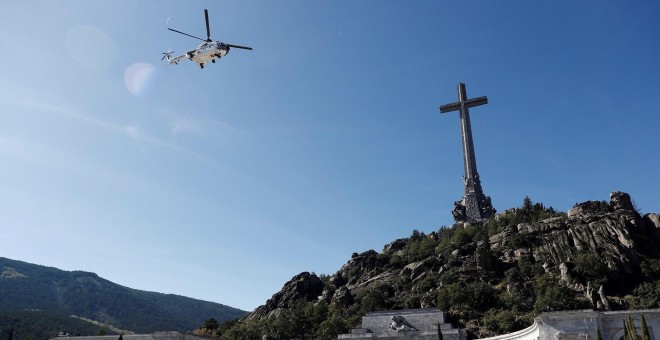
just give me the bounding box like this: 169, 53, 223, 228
439, 83, 495, 223
457, 83, 479, 194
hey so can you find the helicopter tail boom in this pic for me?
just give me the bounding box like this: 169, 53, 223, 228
162, 49, 187, 64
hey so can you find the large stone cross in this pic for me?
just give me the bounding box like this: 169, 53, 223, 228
439, 83, 495, 223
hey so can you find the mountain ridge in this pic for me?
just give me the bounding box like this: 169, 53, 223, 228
0, 257, 247, 338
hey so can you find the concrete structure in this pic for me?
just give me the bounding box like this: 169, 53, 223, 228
481, 309, 660, 340
338, 308, 467, 340
439, 83, 495, 223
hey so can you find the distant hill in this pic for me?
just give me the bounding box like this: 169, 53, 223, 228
217, 191, 660, 339
0, 258, 247, 339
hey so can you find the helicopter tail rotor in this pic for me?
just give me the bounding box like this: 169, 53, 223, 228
161, 49, 175, 60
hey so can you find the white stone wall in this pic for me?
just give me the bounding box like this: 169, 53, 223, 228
480, 309, 660, 340
600, 310, 659, 340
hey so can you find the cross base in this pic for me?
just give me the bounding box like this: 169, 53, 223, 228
452, 192, 495, 224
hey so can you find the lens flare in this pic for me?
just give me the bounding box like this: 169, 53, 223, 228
124, 63, 157, 97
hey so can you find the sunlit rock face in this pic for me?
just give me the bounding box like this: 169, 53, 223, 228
241, 191, 660, 338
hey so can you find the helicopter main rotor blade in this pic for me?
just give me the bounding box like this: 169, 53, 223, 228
226, 44, 253, 50
204, 9, 211, 41
168, 28, 206, 42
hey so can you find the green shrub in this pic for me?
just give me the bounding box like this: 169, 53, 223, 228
533, 274, 581, 313
640, 258, 660, 280
416, 273, 440, 293
404, 294, 422, 309
573, 253, 610, 285
405, 236, 439, 262
435, 282, 497, 311
390, 254, 404, 267
483, 309, 525, 334
630, 281, 660, 309
316, 313, 349, 340
358, 285, 391, 312
465, 281, 499, 310
485, 197, 565, 237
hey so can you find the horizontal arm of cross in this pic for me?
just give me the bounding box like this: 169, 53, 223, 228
439, 96, 488, 113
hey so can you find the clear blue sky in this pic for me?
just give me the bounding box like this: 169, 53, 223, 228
1, 1, 658, 312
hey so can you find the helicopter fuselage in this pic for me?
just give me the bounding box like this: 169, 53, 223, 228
188, 41, 229, 64
165, 41, 229, 67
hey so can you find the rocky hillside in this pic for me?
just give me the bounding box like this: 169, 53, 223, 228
218, 192, 660, 339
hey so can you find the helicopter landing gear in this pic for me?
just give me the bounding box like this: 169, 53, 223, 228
200, 64, 204, 69
211, 59, 215, 63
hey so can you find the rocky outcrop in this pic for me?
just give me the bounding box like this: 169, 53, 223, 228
331, 286, 354, 307
401, 261, 428, 281
242, 191, 659, 337
642, 213, 660, 242
248, 272, 323, 319
340, 250, 386, 286
491, 192, 654, 279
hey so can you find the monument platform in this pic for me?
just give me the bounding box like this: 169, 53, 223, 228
338, 308, 466, 340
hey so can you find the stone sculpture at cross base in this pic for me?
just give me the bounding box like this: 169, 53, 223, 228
440, 83, 496, 223
337, 308, 466, 340
389, 315, 417, 331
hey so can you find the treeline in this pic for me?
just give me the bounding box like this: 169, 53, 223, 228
0, 310, 110, 340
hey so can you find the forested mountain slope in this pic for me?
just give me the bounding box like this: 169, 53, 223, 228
0, 258, 247, 338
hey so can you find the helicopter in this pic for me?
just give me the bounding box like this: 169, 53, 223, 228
162, 9, 252, 69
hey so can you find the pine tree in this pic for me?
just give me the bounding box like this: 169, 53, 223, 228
641, 314, 650, 340
118, 334, 124, 340
626, 315, 638, 340
437, 322, 443, 340
596, 328, 602, 340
